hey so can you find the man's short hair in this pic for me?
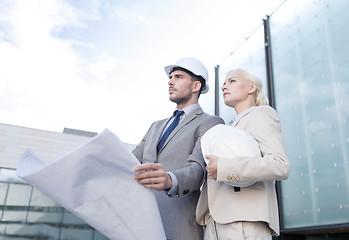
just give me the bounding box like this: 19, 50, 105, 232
170, 67, 206, 95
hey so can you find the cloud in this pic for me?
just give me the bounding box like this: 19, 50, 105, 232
110, 5, 153, 30
79, 52, 119, 84
0, 0, 289, 144
0, 0, 119, 134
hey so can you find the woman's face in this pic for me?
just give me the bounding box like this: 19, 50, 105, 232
221, 70, 253, 108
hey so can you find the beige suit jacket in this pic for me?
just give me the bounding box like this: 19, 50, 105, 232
196, 105, 290, 235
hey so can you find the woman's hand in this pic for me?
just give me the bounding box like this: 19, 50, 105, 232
205, 155, 219, 180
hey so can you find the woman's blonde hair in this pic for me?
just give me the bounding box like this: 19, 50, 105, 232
231, 68, 269, 106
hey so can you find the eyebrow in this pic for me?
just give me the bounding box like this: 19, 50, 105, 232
226, 77, 237, 81
170, 73, 184, 79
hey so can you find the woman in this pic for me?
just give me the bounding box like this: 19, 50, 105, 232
196, 69, 290, 240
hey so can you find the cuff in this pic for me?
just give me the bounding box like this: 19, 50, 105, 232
164, 172, 179, 196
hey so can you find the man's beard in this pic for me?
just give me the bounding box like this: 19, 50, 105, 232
170, 92, 192, 106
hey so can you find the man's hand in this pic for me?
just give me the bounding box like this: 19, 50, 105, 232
134, 163, 172, 191
205, 155, 219, 180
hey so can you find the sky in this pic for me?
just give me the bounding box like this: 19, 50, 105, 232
0, 0, 282, 144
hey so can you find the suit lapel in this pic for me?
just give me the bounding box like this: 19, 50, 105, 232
156, 118, 171, 141
155, 117, 172, 150
232, 106, 256, 127
157, 107, 203, 153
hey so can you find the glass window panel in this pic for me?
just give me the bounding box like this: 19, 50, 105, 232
5, 184, 32, 206
0, 236, 31, 240
30, 188, 58, 207
0, 223, 5, 233
60, 227, 93, 240
270, 0, 349, 229
218, 23, 267, 124
93, 230, 109, 240
4, 223, 59, 238
27, 211, 62, 223
62, 210, 86, 225
2, 210, 27, 222
0, 183, 8, 205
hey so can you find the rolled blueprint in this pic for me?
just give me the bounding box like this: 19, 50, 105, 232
17, 129, 166, 240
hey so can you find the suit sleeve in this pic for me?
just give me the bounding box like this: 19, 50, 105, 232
173, 116, 224, 197
217, 107, 290, 183
132, 122, 156, 163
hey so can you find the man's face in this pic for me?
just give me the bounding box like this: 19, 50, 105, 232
168, 70, 195, 105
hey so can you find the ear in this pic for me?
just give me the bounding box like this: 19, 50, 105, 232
248, 83, 257, 94
193, 81, 201, 93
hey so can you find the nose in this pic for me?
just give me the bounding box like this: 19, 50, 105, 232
221, 84, 226, 91
168, 78, 174, 86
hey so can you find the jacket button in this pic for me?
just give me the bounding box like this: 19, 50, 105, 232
227, 176, 232, 181
235, 176, 240, 181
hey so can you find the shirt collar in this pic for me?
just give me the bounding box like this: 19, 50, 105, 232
175, 103, 200, 116
231, 106, 257, 125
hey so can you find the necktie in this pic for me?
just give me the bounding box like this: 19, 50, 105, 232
157, 110, 184, 153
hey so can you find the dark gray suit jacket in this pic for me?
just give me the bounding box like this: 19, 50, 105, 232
133, 106, 224, 240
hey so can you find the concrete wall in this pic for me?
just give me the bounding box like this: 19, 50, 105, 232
0, 123, 135, 169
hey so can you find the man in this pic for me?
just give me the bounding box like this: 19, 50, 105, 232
133, 57, 224, 240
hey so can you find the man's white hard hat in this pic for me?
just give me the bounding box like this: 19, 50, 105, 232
164, 57, 209, 94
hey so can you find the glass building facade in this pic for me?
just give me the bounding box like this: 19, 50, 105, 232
0, 124, 109, 239
0, 168, 108, 240
216, 0, 349, 239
